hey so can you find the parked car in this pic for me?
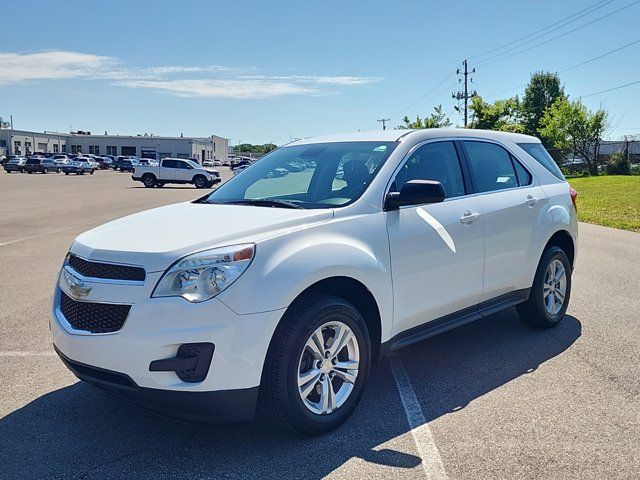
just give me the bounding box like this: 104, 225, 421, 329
24, 157, 59, 173
52, 155, 71, 166
51, 129, 577, 435
265, 166, 289, 178
3, 157, 27, 173
132, 157, 221, 188
232, 164, 251, 176
60, 161, 95, 175
283, 161, 305, 172
116, 159, 137, 172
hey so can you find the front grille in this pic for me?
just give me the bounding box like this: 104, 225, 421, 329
59, 291, 131, 333
68, 254, 146, 282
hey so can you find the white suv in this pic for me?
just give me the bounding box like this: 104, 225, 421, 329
51, 129, 577, 435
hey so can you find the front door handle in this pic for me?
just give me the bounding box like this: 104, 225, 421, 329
525, 195, 539, 207
460, 211, 480, 224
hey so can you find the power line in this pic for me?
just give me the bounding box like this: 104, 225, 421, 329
580, 79, 640, 98
483, 37, 640, 100
390, 72, 455, 118
471, 0, 615, 62
476, 0, 640, 68
559, 38, 640, 72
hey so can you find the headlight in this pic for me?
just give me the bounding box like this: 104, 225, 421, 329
152, 244, 254, 302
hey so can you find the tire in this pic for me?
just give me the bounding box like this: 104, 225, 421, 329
90, 170, 94, 175
261, 294, 371, 436
193, 175, 208, 189
517, 246, 572, 328
65, 172, 69, 175
154, 181, 165, 188
27, 171, 32, 174
44, 168, 49, 173
142, 173, 156, 188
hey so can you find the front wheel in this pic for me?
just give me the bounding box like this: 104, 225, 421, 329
261, 294, 370, 436
193, 175, 208, 189
517, 246, 572, 328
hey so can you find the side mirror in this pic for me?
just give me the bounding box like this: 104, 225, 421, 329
385, 180, 446, 210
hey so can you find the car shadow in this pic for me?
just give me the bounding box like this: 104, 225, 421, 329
0, 310, 580, 479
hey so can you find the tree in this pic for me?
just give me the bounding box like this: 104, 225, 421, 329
396, 105, 451, 129
539, 98, 609, 175
234, 143, 278, 155
468, 95, 524, 133
521, 71, 566, 136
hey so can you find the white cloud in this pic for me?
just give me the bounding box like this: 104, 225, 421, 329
0, 50, 380, 98
0, 51, 116, 85
120, 79, 320, 99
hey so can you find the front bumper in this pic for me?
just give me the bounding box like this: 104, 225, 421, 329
55, 346, 259, 423
51, 260, 285, 423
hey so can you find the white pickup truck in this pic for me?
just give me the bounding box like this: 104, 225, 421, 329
132, 157, 221, 188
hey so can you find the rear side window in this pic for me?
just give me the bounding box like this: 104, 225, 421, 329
463, 141, 519, 193
392, 141, 465, 198
162, 159, 177, 168
513, 159, 532, 186
517, 143, 565, 180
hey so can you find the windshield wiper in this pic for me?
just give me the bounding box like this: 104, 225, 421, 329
222, 198, 305, 209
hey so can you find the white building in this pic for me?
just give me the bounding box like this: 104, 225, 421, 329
0, 128, 228, 163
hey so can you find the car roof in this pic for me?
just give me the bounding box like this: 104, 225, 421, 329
286, 128, 540, 146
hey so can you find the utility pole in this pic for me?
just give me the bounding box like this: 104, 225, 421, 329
452, 59, 477, 127
377, 118, 391, 130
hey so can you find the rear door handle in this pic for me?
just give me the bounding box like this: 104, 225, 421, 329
460, 211, 480, 224
525, 195, 539, 207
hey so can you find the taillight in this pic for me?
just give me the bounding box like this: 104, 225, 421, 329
569, 186, 577, 212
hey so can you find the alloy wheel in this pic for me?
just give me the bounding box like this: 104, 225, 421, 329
297, 321, 360, 415
543, 259, 567, 315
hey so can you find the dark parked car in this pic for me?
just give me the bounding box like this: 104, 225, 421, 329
61, 161, 95, 175
4, 157, 27, 173
117, 159, 137, 172
24, 157, 59, 173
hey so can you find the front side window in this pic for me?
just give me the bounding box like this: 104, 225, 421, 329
204, 142, 397, 209
391, 141, 465, 198
463, 141, 522, 193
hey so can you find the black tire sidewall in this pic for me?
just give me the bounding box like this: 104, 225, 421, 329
532, 247, 572, 325
272, 297, 371, 434
143, 174, 156, 187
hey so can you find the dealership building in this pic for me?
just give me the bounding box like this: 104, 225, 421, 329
0, 127, 229, 163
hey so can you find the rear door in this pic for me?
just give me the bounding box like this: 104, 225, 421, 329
160, 159, 178, 180
385, 140, 484, 335
460, 140, 546, 301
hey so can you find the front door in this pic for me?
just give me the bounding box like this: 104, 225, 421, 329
386, 140, 484, 335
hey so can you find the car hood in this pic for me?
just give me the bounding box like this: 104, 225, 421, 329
71, 202, 333, 272
202, 168, 219, 175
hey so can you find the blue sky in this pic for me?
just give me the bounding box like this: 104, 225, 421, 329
2, 0, 639, 144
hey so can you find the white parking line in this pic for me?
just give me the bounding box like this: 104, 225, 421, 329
0, 351, 57, 357
0, 219, 107, 247
388, 352, 448, 480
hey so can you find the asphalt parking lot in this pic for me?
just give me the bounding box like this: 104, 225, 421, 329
0, 169, 638, 479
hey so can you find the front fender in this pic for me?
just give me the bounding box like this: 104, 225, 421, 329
217, 215, 393, 340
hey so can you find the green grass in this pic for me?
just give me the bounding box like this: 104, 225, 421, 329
568, 176, 640, 232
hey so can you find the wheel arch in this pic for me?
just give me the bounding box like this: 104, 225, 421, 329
544, 229, 575, 268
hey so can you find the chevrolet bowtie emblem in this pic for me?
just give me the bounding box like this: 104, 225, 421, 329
63, 269, 92, 298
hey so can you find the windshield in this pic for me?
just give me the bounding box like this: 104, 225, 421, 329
204, 141, 397, 209
186, 160, 200, 168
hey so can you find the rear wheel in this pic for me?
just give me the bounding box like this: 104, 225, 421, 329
65, 172, 69, 175
261, 294, 370, 436
142, 173, 156, 188
517, 246, 571, 328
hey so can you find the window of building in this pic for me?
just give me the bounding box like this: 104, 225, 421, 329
391, 141, 466, 198
0, 140, 6, 148
121, 146, 136, 156
71, 145, 82, 154
88, 145, 100, 155
14, 140, 21, 154
37, 142, 47, 152
61, 144, 67, 153
106, 146, 117, 156
25, 141, 32, 154
53, 144, 59, 153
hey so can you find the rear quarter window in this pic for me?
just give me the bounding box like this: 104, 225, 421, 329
517, 143, 565, 181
